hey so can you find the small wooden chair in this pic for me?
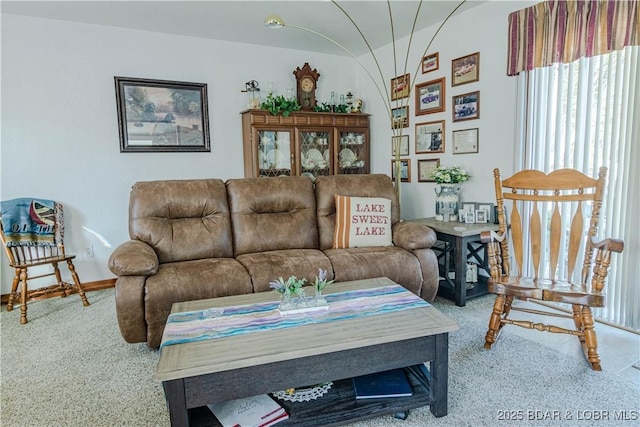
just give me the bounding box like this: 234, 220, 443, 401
482, 167, 623, 370
1, 217, 90, 325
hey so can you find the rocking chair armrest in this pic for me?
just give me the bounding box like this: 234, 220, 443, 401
480, 230, 506, 244
108, 240, 159, 277
590, 237, 624, 253
392, 221, 437, 250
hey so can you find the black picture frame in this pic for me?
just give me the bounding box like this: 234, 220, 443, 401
115, 76, 210, 152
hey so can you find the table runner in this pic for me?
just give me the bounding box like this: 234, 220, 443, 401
160, 284, 429, 348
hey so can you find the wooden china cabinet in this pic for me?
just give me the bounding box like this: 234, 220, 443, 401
241, 109, 370, 179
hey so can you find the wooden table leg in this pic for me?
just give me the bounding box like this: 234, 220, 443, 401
163, 379, 191, 427
454, 237, 467, 306
429, 333, 449, 417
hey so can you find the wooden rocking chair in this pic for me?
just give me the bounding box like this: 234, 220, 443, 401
1, 204, 90, 324
481, 167, 624, 370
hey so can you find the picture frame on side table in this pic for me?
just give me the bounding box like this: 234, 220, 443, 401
415, 78, 445, 115
452, 52, 479, 86
391, 159, 411, 183
453, 91, 480, 122
415, 120, 445, 154
475, 209, 488, 223
422, 52, 440, 74
452, 128, 479, 154
477, 203, 494, 223
392, 135, 410, 156
417, 159, 440, 182
115, 76, 210, 153
391, 73, 410, 100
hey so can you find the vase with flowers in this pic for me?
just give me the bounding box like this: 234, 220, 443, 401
431, 166, 471, 221
312, 268, 334, 307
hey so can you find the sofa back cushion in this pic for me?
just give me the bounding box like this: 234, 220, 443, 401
315, 174, 400, 251
227, 176, 319, 256
129, 179, 233, 263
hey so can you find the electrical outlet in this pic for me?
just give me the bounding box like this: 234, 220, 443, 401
83, 246, 94, 258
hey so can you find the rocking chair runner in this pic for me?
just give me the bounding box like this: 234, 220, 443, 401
481, 167, 624, 370
1, 200, 90, 324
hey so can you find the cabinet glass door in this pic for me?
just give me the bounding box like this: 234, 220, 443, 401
337, 130, 367, 174
258, 130, 292, 177
299, 130, 331, 180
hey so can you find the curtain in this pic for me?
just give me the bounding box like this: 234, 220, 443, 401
507, 0, 639, 76
516, 46, 639, 331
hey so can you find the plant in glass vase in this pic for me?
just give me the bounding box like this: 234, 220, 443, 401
431, 166, 471, 222
312, 268, 334, 307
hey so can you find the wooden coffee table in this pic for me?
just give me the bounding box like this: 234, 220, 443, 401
155, 277, 459, 426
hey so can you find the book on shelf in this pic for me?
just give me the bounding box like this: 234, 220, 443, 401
207, 394, 288, 427
352, 368, 413, 399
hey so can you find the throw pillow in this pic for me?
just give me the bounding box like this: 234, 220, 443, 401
333, 195, 393, 248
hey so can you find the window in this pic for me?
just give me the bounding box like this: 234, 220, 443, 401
516, 46, 639, 331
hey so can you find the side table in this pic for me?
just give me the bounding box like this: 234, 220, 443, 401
407, 217, 499, 306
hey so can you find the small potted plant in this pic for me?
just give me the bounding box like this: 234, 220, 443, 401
312, 268, 334, 306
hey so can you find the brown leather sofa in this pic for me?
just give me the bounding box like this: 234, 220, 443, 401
108, 174, 439, 348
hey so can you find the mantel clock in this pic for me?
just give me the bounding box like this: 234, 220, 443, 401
294, 63, 320, 110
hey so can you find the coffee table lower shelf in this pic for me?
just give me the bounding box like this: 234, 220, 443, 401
189, 366, 435, 426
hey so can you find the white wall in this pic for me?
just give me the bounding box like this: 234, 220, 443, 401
365, 0, 537, 219
1, 1, 534, 294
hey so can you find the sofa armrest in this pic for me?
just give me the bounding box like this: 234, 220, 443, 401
108, 240, 159, 276
392, 221, 437, 250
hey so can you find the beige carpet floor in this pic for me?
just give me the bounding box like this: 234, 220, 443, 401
1, 288, 638, 426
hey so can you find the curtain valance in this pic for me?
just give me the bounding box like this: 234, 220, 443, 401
507, 0, 639, 76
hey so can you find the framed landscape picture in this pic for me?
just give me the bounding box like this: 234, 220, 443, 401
391, 73, 410, 100
452, 52, 479, 86
418, 159, 440, 182
415, 78, 445, 115
422, 52, 439, 74
415, 120, 445, 154
115, 76, 210, 152
453, 91, 480, 122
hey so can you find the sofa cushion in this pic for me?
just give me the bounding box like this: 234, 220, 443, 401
237, 249, 333, 293
129, 179, 233, 264
323, 246, 423, 296
333, 195, 392, 248
315, 174, 400, 251
227, 176, 319, 256
144, 258, 252, 348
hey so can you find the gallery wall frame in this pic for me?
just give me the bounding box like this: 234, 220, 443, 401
452, 91, 480, 122
391, 106, 409, 129
418, 158, 440, 182
452, 128, 479, 154
415, 120, 445, 154
392, 135, 410, 156
451, 52, 480, 86
115, 76, 210, 152
415, 77, 445, 115
422, 52, 439, 73
391, 158, 411, 182
391, 73, 410, 100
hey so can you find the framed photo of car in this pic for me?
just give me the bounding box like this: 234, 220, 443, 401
114, 76, 210, 152
415, 120, 445, 154
392, 135, 410, 156
391, 106, 409, 129
391, 73, 410, 100
422, 52, 439, 74
452, 91, 480, 122
418, 158, 440, 182
452, 52, 479, 86
415, 78, 445, 115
